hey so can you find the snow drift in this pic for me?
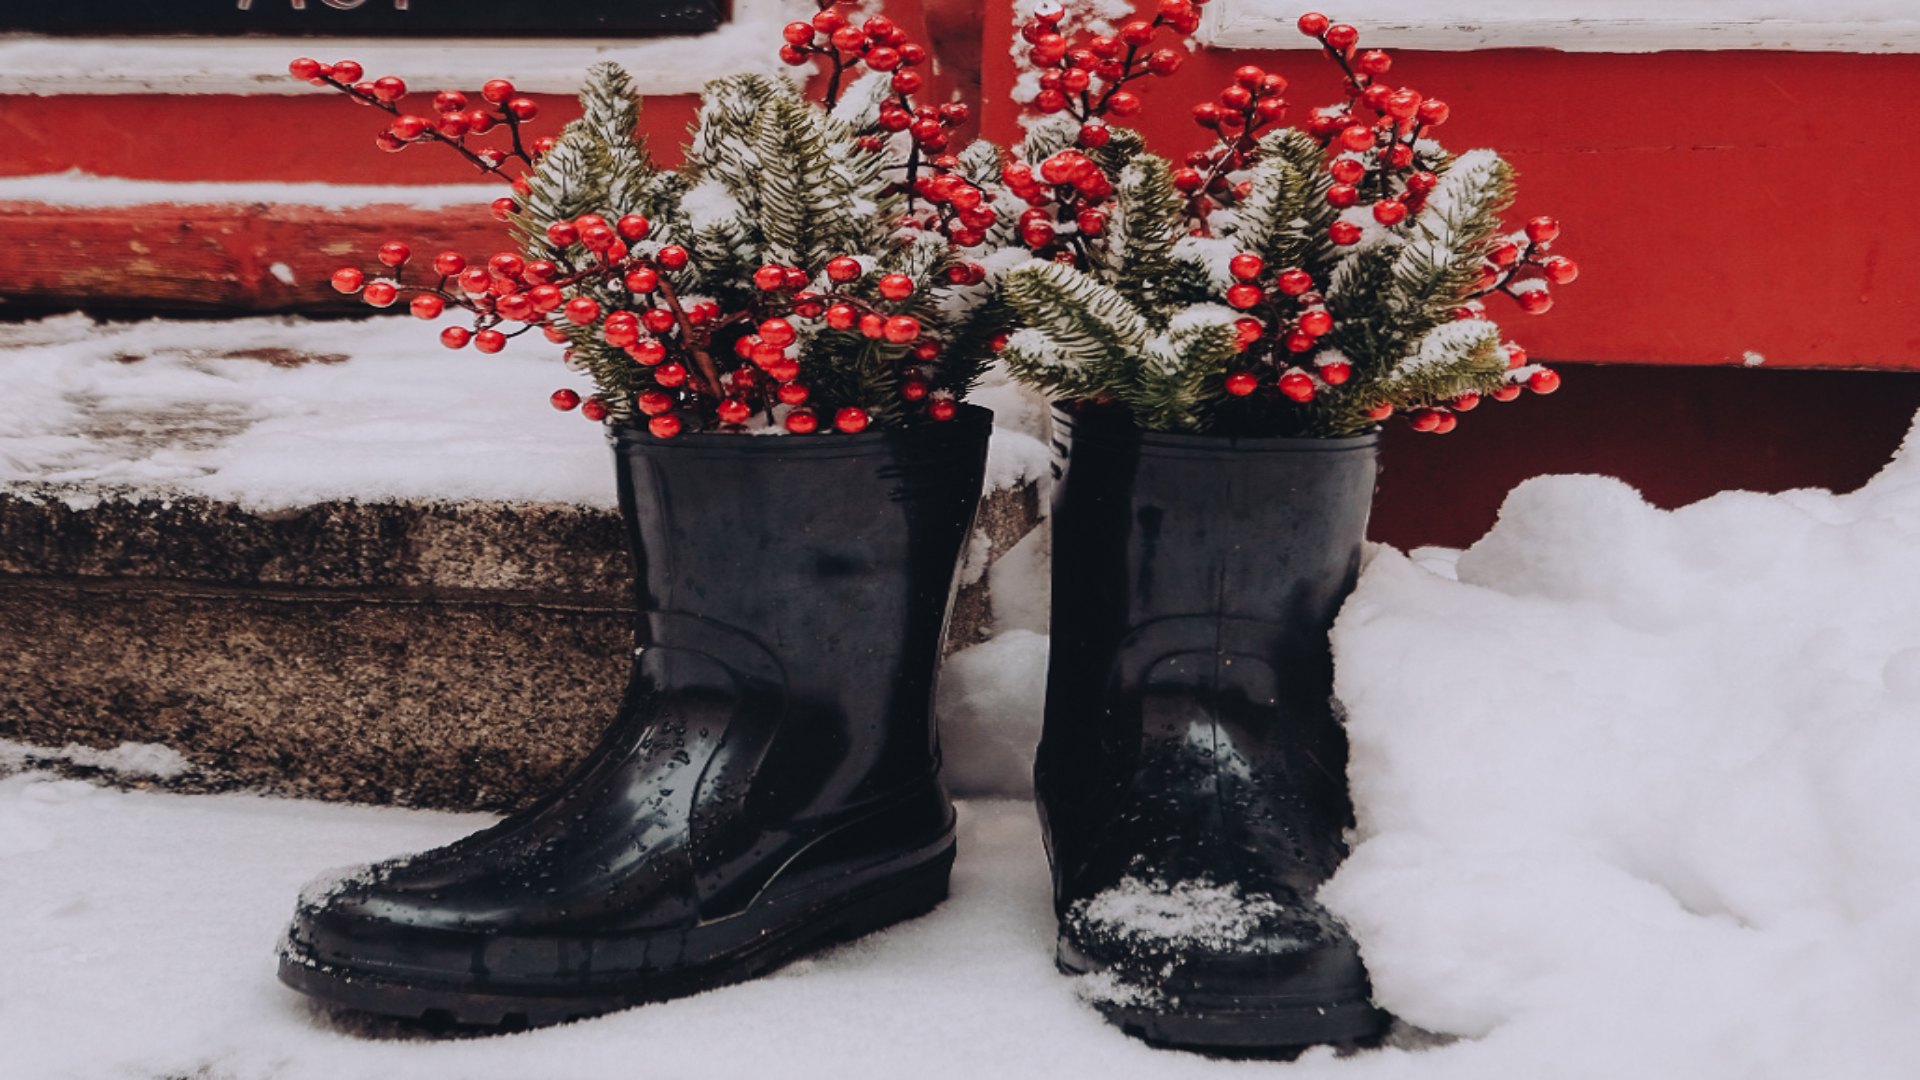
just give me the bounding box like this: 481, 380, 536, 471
1320, 417, 1920, 1078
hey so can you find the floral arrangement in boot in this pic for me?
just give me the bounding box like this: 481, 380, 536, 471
295, 1, 1009, 438
995, 5, 1576, 437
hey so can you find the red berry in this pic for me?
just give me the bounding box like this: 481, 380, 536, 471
1373, 199, 1408, 225
1526, 216, 1562, 243
927, 399, 958, 422
783, 20, 814, 44
1330, 157, 1366, 184
330, 267, 364, 294
440, 326, 471, 349
409, 294, 444, 319
372, 75, 406, 102
1417, 99, 1451, 126
1366, 402, 1393, 421
883, 315, 921, 344
834, 407, 872, 434
474, 329, 506, 353
565, 297, 601, 325
1327, 183, 1359, 209
1528, 368, 1562, 394
1545, 256, 1580, 285
826, 256, 863, 283
654, 363, 689, 388
1276, 269, 1313, 296
1453, 391, 1482, 411
825, 303, 859, 331
753, 264, 788, 291
580, 397, 609, 423
1147, 50, 1183, 77
490, 197, 517, 221
487, 252, 525, 280
1078, 123, 1113, 148
1492, 384, 1523, 402
656, 245, 690, 271
1279, 371, 1316, 402
625, 268, 659, 293
648, 414, 683, 439
1408, 408, 1441, 432
1330, 221, 1363, 245
1229, 254, 1265, 282
617, 214, 652, 241
901, 378, 930, 401
1339, 125, 1376, 152
1325, 23, 1359, 50
1226, 284, 1264, 310
1432, 411, 1458, 434
630, 340, 667, 366
878, 273, 915, 300
361, 281, 398, 308
506, 98, 538, 121
1297, 12, 1329, 35
545, 222, 580, 248
785, 408, 819, 434
481, 79, 515, 104
1107, 91, 1143, 118
892, 69, 923, 95
1298, 309, 1333, 337
716, 398, 753, 425
759, 318, 797, 347
1224, 372, 1259, 397
550, 388, 581, 412
1516, 289, 1554, 315
1356, 50, 1393, 77
288, 58, 322, 81
1318, 361, 1351, 385
636, 390, 674, 416
1076, 209, 1108, 237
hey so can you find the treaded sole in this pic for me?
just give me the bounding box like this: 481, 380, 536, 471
1058, 936, 1390, 1055
278, 843, 955, 1029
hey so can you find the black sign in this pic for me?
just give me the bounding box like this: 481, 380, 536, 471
0, 0, 726, 36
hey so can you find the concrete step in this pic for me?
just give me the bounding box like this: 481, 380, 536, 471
0, 315, 1048, 810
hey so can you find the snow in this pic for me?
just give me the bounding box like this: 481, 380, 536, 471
0, 315, 1045, 510
1319, 415, 1920, 1078
0, 314, 614, 510
0, 739, 195, 780
0, 171, 505, 210
1071, 877, 1286, 952
1202, 0, 1920, 52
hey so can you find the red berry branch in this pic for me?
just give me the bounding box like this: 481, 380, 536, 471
295, 0, 999, 438
996, 9, 1580, 438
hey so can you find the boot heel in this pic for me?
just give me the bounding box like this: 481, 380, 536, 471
826, 843, 956, 943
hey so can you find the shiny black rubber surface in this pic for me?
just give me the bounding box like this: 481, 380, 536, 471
1035, 403, 1389, 1052
280, 407, 991, 1025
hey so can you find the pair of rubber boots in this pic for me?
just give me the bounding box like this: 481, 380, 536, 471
278, 402, 1389, 1053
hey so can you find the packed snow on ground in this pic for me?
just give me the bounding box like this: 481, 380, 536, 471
11, 412, 1920, 1077
0, 315, 1048, 511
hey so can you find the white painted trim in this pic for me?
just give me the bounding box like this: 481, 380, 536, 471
0, 171, 500, 209
0, 0, 808, 95
1200, 2, 1920, 53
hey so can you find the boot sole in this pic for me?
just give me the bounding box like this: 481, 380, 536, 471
278, 841, 955, 1028
1057, 936, 1389, 1055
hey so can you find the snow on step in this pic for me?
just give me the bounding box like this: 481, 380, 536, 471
0, 314, 1049, 510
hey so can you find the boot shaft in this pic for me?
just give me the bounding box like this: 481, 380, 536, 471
612, 406, 991, 812
1039, 404, 1379, 896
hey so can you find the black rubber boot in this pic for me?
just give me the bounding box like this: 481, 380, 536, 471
278, 406, 990, 1026
1035, 403, 1390, 1053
